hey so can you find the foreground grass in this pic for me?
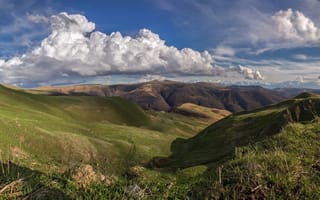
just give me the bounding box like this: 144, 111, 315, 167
1, 120, 319, 199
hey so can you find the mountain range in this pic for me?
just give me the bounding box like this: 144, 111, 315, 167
36, 80, 294, 113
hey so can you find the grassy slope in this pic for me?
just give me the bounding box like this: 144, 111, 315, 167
175, 103, 231, 123
0, 85, 207, 175
1, 120, 319, 199
143, 120, 320, 199
208, 121, 320, 199
166, 94, 320, 168
137, 95, 320, 199
1, 91, 319, 199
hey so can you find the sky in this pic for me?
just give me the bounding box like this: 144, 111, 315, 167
0, 0, 320, 88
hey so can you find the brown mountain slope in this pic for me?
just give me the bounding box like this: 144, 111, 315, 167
173, 103, 231, 123
35, 81, 288, 113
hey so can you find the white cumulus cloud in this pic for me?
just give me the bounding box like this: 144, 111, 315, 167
272, 8, 320, 43
0, 12, 262, 86
235, 8, 320, 53
233, 65, 263, 80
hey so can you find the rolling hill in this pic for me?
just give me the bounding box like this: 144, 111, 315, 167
35, 81, 289, 113
1, 86, 320, 199
173, 103, 231, 123
155, 93, 320, 169
162, 110, 320, 199
0, 84, 209, 175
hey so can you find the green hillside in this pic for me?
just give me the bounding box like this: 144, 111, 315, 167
1, 85, 319, 199
0, 85, 206, 175
140, 93, 320, 199
0, 85, 149, 126
203, 120, 320, 199
162, 93, 320, 168
142, 119, 320, 199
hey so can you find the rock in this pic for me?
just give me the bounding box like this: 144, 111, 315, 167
126, 184, 142, 194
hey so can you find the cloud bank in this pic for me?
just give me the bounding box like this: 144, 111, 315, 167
0, 12, 266, 86
1, 12, 240, 86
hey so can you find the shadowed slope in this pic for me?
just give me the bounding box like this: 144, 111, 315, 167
157, 93, 320, 168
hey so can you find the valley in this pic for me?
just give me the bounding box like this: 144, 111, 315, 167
0, 84, 212, 174
0, 82, 319, 199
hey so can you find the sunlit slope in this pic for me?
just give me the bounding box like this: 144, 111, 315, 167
174, 103, 231, 123
0, 85, 177, 174
0, 85, 149, 126
164, 93, 320, 168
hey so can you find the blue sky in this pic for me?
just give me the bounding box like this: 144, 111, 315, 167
0, 0, 320, 88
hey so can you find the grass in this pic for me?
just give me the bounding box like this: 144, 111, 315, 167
0, 124, 319, 200
175, 103, 231, 123
0, 85, 208, 175
3, 119, 319, 200
165, 95, 320, 168
1, 85, 319, 199
193, 121, 320, 199
125, 119, 320, 199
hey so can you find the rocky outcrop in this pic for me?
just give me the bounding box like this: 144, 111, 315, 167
285, 95, 320, 122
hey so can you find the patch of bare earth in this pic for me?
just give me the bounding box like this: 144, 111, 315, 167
69, 164, 113, 188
